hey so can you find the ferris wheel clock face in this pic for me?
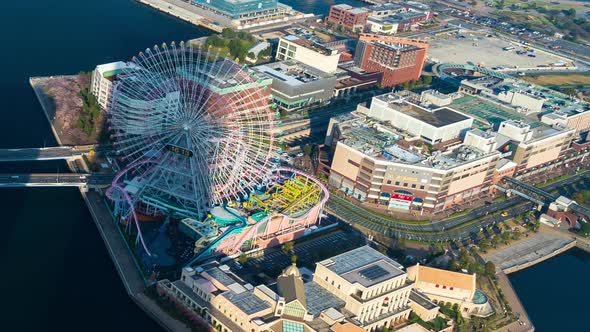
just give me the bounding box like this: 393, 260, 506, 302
109, 42, 276, 218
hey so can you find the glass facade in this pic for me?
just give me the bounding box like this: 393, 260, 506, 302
194, 0, 278, 18
283, 320, 305, 332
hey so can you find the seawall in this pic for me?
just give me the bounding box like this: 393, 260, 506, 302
31, 77, 193, 332
136, 0, 223, 32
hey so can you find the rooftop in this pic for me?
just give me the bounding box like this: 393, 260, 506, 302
335, 114, 493, 169
409, 289, 438, 310
319, 246, 405, 287
221, 290, 272, 315
375, 93, 471, 128
412, 265, 475, 292
254, 60, 331, 86
304, 281, 346, 315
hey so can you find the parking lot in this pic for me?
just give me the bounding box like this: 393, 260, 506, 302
231, 228, 366, 281
428, 34, 568, 69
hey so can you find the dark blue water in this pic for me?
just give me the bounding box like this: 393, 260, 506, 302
1, 0, 586, 331
0, 1, 207, 331
509, 248, 590, 332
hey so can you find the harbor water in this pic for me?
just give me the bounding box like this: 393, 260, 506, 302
0, 1, 588, 331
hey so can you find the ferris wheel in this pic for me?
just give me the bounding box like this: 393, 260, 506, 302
108, 42, 276, 220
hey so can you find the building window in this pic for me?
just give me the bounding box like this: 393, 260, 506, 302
420, 185, 425, 190
435, 284, 439, 288
395, 181, 400, 185
387, 180, 392, 184
411, 184, 416, 188
443, 285, 447, 289
450, 287, 454, 290
403, 183, 408, 187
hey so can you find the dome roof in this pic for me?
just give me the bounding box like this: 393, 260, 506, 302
282, 263, 301, 278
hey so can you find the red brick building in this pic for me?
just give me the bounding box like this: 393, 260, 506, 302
326, 4, 369, 32
353, 41, 426, 87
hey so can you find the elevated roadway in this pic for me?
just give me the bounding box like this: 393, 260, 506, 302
327, 171, 590, 242
0, 145, 99, 162
0, 173, 114, 188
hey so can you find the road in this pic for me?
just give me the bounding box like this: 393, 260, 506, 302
327, 171, 590, 242
0, 173, 114, 187
0, 145, 98, 162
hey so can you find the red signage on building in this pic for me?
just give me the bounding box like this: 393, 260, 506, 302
391, 193, 413, 201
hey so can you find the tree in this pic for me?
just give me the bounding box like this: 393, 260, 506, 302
291, 255, 298, 264
281, 241, 294, 254
237, 253, 248, 264
303, 144, 313, 156
421, 75, 433, 85
478, 239, 491, 253
562, 87, 577, 96
580, 222, 590, 236
501, 231, 511, 244
485, 261, 496, 277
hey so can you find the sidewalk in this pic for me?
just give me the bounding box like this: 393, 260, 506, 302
496, 272, 534, 332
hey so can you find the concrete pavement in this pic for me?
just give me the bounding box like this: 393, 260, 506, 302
496, 272, 535, 332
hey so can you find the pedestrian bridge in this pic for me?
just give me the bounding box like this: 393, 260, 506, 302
0, 173, 114, 188
502, 175, 590, 219
0, 145, 99, 162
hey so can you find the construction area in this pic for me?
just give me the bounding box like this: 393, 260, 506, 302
428, 33, 573, 70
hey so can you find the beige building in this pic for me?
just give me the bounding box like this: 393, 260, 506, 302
326, 101, 499, 213
406, 264, 493, 317
158, 246, 414, 332
313, 246, 413, 331
498, 120, 575, 175
542, 109, 590, 134
276, 35, 341, 73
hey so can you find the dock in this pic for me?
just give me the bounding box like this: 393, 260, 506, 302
136, 0, 223, 32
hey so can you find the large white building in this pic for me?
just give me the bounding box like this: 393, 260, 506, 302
276, 35, 341, 73
90, 61, 134, 110
363, 92, 473, 145
157, 246, 415, 332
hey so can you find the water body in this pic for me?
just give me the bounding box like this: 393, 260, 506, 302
509, 248, 590, 332
0, 1, 207, 331
2, 0, 585, 331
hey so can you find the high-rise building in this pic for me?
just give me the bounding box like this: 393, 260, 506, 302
276, 35, 341, 73
354, 40, 426, 87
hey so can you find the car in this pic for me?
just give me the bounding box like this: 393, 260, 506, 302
501, 211, 509, 217
296, 153, 304, 157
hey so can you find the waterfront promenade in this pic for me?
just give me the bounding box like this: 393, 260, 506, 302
496, 272, 534, 332
84, 190, 192, 332
137, 0, 222, 32
483, 232, 576, 274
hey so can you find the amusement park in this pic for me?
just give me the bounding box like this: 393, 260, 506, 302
103, 42, 328, 273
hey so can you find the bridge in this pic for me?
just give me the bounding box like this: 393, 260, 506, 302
0, 173, 114, 188
502, 175, 590, 220
0, 145, 100, 162
432, 63, 513, 80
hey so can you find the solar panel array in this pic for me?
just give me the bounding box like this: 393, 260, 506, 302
358, 265, 390, 281
222, 290, 272, 315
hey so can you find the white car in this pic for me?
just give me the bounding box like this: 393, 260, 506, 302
296, 153, 304, 157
